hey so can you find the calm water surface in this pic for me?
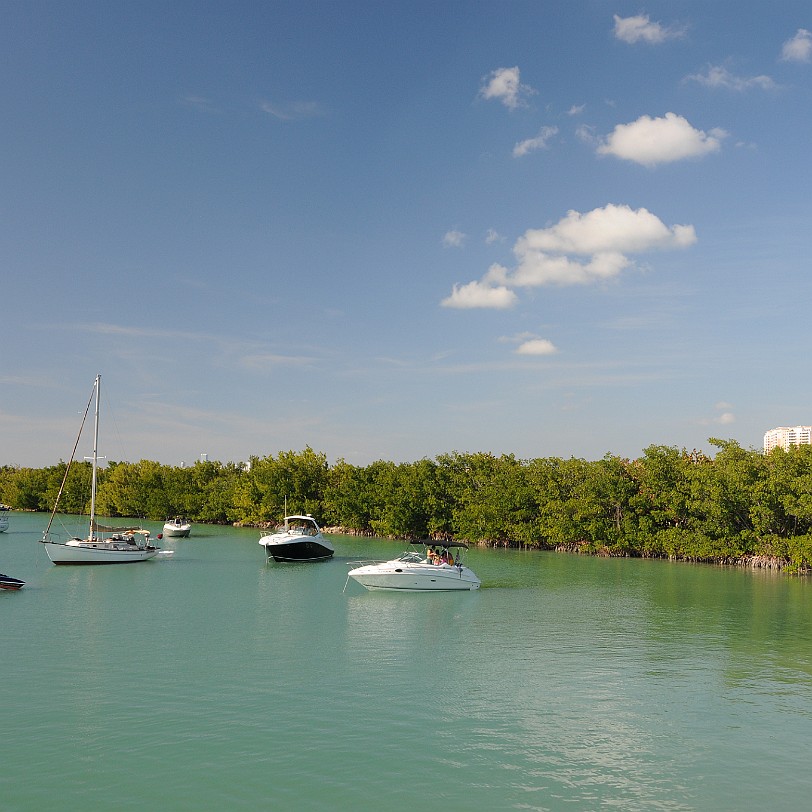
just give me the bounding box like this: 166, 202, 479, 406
2, 511, 811, 811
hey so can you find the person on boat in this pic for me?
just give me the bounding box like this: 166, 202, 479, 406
440, 549, 450, 564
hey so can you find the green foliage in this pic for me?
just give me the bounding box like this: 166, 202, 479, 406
7, 440, 812, 572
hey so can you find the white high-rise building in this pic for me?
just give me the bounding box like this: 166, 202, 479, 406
763, 426, 812, 453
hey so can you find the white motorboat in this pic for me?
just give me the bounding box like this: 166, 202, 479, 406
163, 517, 192, 537
0, 504, 9, 533
259, 514, 334, 562
40, 374, 161, 564
346, 541, 481, 592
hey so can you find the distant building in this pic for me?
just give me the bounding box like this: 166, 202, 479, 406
763, 426, 812, 453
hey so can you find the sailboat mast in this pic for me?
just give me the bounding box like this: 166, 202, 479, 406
88, 374, 101, 541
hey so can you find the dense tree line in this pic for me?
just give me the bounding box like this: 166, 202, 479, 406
3, 440, 812, 571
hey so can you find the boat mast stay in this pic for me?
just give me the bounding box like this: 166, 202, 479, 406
42, 375, 97, 540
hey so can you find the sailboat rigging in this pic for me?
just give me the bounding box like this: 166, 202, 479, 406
40, 374, 161, 564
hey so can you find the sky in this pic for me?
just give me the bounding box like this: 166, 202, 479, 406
2, 1, 812, 468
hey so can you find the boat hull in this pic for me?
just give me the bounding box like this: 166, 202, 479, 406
0, 573, 25, 590
260, 538, 335, 562
348, 562, 481, 591
163, 524, 191, 537
42, 541, 160, 564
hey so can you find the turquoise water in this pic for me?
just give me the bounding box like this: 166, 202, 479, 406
2, 511, 811, 811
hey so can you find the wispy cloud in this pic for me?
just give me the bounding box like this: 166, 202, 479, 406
685, 64, 776, 91
597, 112, 727, 167
478, 66, 536, 110
181, 94, 220, 113
781, 29, 812, 63
260, 100, 324, 120
442, 230, 467, 248
613, 14, 686, 44
73, 323, 326, 373
513, 126, 558, 157
239, 353, 317, 370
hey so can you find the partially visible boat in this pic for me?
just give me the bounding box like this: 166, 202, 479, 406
0, 504, 9, 533
40, 374, 161, 565
163, 517, 192, 537
0, 572, 25, 590
346, 541, 481, 592
259, 514, 334, 562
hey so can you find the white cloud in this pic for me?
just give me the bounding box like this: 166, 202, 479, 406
442, 230, 467, 248
613, 14, 685, 44
568, 104, 586, 116
441, 281, 518, 309
441, 205, 695, 309
597, 113, 726, 167
781, 29, 812, 63
685, 65, 776, 91
514, 204, 696, 257
485, 229, 504, 244
495, 250, 631, 287
500, 331, 559, 356
513, 126, 559, 157
478, 66, 536, 110
516, 338, 558, 356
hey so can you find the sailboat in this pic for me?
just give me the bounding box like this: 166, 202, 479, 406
40, 374, 161, 564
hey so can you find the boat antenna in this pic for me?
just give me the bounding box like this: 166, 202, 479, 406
42, 377, 97, 540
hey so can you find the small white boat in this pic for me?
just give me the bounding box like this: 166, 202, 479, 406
347, 541, 481, 592
40, 374, 161, 565
259, 514, 334, 562
0, 504, 9, 533
163, 517, 192, 537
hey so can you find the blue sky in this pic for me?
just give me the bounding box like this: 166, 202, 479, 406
2, 1, 811, 468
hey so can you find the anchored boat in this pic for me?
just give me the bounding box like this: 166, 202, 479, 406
40, 374, 161, 564
259, 514, 334, 562
347, 541, 480, 592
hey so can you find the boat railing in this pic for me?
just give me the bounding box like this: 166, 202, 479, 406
346, 559, 386, 568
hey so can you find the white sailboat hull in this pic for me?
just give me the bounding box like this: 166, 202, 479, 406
42, 540, 160, 564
